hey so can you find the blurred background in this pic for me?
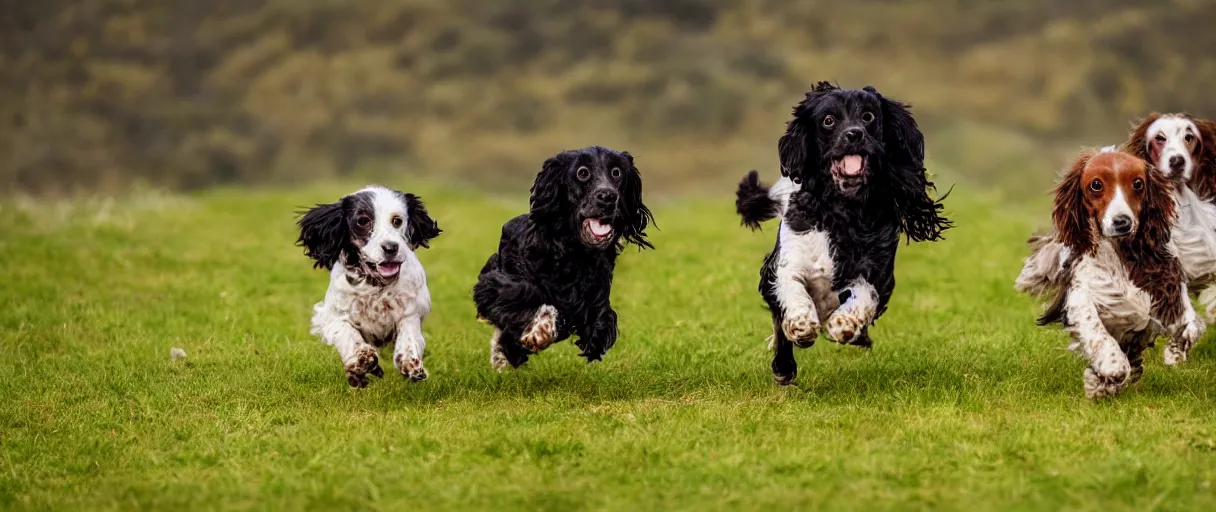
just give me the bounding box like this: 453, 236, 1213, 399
3, 0, 1215, 198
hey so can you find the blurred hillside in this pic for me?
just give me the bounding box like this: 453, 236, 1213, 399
3, 0, 1216, 196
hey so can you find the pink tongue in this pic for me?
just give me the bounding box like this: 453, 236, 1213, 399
378, 263, 400, 277
588, 219, 612, 237
841, 155, 863, 176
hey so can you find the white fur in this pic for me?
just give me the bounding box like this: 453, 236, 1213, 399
1063, 242, 1152, 399
1147, 116, 1199, 181
773, 221, 837, 345
1100, 185, 1135, 237
767, 176, 798, 217
826, 278, 878, 344
309, 187, 433, 384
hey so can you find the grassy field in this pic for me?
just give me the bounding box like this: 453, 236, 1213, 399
2, 180, 1216, 510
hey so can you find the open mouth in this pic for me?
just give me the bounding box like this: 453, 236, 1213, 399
376, 262, 401, 278
831, 155, 867, 177
583, 218, 614, 244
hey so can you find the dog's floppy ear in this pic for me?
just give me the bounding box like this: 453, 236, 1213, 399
868, 86, 951, 242
297, 200, 348, 270
1053, 152, 1095, 256
1124, 112, 1162, 162
1191, 116, 1216, 199
618, 151, 655, 250
400, 192, 441, 250
530, 151, 573, 225
779, 82, 836, 183
1139, 160, 1176, 250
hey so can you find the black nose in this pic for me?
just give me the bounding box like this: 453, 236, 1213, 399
1111, 215, 1133, 235
595, 189, 618, 205
381, 241, 399, 256
1170, 155, 1185, 172
844, 128, 863, 143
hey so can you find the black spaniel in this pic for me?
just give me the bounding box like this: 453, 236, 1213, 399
473, 146, 655, 370
736, 82, 951, 385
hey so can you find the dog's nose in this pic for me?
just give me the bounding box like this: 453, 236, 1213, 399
1170, 155, 1185, 172
1111, 215, 1133, 235
595, 189, 618, 205
844, 128, 863, 143
381, 241, 399, 256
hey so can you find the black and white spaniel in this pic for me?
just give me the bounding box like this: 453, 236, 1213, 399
297, 186, 441, 387
473, 146, 654, 370
1025, 150, 1198, 398
735, 82, 951, 386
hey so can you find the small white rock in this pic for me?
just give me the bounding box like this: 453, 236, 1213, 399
170, 347, 188, 361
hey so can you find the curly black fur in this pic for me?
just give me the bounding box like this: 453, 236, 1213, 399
473, 146, 654, 368
738, 82, 952, 384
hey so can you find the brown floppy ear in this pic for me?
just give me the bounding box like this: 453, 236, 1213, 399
1123, 112, 1161, 162
1191, 117, 1216, 199
1053, 152, 1095, 255
1139, 161, 1177, 249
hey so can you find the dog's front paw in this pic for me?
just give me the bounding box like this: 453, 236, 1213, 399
394, 352, 428, 382
519, 305, 558, 353
345, 345, 383, 388
1085, 347, 1131, 399
1165, 318, 1203, 367
826, 309, 866, 345
781, 307, 820, 348
1083, 367, 1124, 400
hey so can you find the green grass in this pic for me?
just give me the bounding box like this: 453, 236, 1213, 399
2, 181, 1216, 511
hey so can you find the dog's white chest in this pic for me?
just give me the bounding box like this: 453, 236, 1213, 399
1078, 243, 1153, 338
1172, 187, 1216, 280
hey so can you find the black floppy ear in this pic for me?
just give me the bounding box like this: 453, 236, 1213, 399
296, 201, 348, 270
870, 87, 951, 242
530, 151, 573, 225
401, 192, 441, 250
779, 82, 835, 183
618, 152, 655, 250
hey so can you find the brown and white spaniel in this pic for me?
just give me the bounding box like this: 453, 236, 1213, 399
1029, 150, 1200, 399
1018, 113, 1216, 366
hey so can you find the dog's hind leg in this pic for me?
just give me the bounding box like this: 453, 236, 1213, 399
769, 314, 798, 386
575, 306, 618, 362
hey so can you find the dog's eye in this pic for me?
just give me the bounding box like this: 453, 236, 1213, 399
1132, 178, 1144, 191
1089, 179, 1103, 192
1186, 134, 1196, 144
1156, 134, 1167, 143
576, 166, 591, 181
356, 216, 371, 228
391, 215, 403, 229
861, 112, 875, 124
822, 115, 835, 128
610, 167, 622, 179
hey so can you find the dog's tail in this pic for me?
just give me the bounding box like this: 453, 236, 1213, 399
737, 171, 794, 230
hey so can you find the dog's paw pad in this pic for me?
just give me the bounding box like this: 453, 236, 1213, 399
1083, 367, 1124, 400
520, 305, 559, 353
394, 353, 428, 382
344, 346, 381, 388
1164, 344, 1188, 367
826, 312, 865, 345
781, 307, 819, 347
